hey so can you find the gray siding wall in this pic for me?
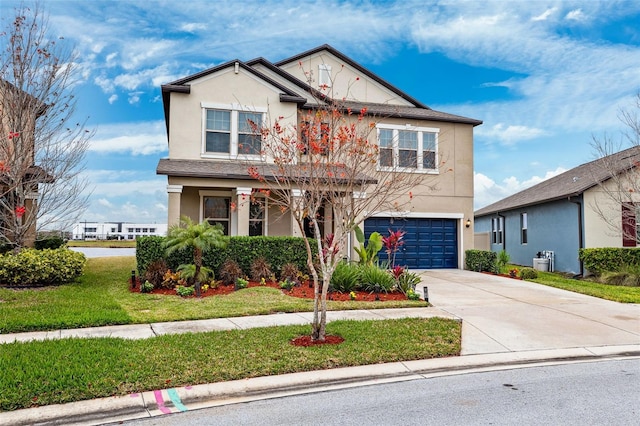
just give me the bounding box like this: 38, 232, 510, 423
474, 198, 583, 274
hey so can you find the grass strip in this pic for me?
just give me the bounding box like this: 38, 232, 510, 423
0, 317, 461, 411
0, 257, 425, 334
531, 271, 640, 303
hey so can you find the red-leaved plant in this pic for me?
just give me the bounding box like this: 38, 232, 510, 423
383, 229, 405, 268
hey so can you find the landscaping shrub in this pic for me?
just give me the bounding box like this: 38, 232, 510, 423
359, 264, 395, 293
279, 263, 300, 282
137, 235, 316, 278
250, 257, 273, 282
599, 265, 640, 287
579, 247, 640, 275
219, 259, 244, 286
519, 267, 538, 280
175, 285, 195, 297
140, 280, 154, 293
396, 270, 422, 296
34, 236, 65, 250
496, 250, 510, 274
143, 259, 168, 287
465, 249, 497, 272
0, 248, 85, 287
330, 261, 361, 293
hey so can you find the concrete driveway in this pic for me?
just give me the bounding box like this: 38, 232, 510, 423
419, 269, 640, 355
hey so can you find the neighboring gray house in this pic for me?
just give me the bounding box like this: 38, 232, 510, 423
474, 147, 640, 275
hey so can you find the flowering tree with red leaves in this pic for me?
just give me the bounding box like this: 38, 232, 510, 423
0, 2, 91, 249
247, 74, 438, 341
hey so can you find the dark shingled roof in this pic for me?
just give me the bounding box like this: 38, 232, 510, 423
475, 146, 640, 217
336, 101, 482, 126
156, 158, 377, 185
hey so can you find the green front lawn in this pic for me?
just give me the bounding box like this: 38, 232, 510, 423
0, 257, 426, 334
0, 317, 461, 411
531, 271, 640, 303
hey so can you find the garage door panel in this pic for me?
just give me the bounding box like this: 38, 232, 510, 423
364, 217, 458, 269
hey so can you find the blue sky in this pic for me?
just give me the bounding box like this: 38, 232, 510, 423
2, 0, 640, 226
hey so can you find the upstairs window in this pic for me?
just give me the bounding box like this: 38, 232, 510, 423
318, 64, 332, 88
377, 124, 439, 171
300, 120, 329, 156
202, 103, 265, 158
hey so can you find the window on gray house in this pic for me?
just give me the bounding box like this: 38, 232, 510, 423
521, 213, 528, 244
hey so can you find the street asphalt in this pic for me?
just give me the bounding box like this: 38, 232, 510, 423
1, 268, 638, 425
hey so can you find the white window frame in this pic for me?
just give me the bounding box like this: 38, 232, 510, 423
520, 213, 528, 245
201, 102, 267, 160
376, 123, 439, 173
319, 63, 332, 88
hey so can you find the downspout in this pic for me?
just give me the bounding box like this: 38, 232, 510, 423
568, 196, 584, 276
498, 213, 506, 251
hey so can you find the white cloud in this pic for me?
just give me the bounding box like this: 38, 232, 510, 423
181, 22, 206, 32
531, 8, 556, 21
474, 167, 566, 209
89, 121, 167, 155
108, 94, 118, 104
565, 9, 586, 21
128, 92, 143, 105
97, 198, 114, 208
475, 123, 547, 145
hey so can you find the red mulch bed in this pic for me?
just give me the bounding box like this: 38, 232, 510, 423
130, 279, 409, 301
290, 334, 345, 346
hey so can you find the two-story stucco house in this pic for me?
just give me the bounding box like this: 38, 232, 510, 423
474, 146, 640, 275
157, 45, 482, 269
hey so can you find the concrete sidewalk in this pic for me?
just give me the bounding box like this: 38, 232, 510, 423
1, 269, 639, 425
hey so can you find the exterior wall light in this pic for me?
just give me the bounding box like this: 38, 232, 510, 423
466, 219, 471, 228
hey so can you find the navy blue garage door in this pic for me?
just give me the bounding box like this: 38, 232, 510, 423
364, 217, 458, 269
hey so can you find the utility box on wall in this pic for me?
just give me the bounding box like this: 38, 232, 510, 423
533, 258, 550, 271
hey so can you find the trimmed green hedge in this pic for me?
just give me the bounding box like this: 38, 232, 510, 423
579, 247, 640, 275
137, 236, 318, 277
0, 248, 86, 287
465, 249, 497, 272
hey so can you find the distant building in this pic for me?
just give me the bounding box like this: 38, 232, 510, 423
71, 222, 168, 240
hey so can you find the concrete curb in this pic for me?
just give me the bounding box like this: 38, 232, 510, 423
2, 344, 638, 426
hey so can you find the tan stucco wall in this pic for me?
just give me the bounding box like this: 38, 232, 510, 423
168, 67, 298, 160
278, 53, 414, 107
583, 181, 640, 247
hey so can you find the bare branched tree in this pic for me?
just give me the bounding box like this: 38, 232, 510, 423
248, 74, 440, 341
0, 2, 92, 249
589, 93, 640, 245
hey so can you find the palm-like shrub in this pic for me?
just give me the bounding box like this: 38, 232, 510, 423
164, 216, 227, 296
330, 261, 361, 293
359, 264, 395, 293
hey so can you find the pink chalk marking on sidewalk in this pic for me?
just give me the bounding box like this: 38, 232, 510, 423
153, 390, 173, 414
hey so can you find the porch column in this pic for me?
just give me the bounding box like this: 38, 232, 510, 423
291, 189, 305, 238
167, 185, 183, 227
236, 187, 252, 236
